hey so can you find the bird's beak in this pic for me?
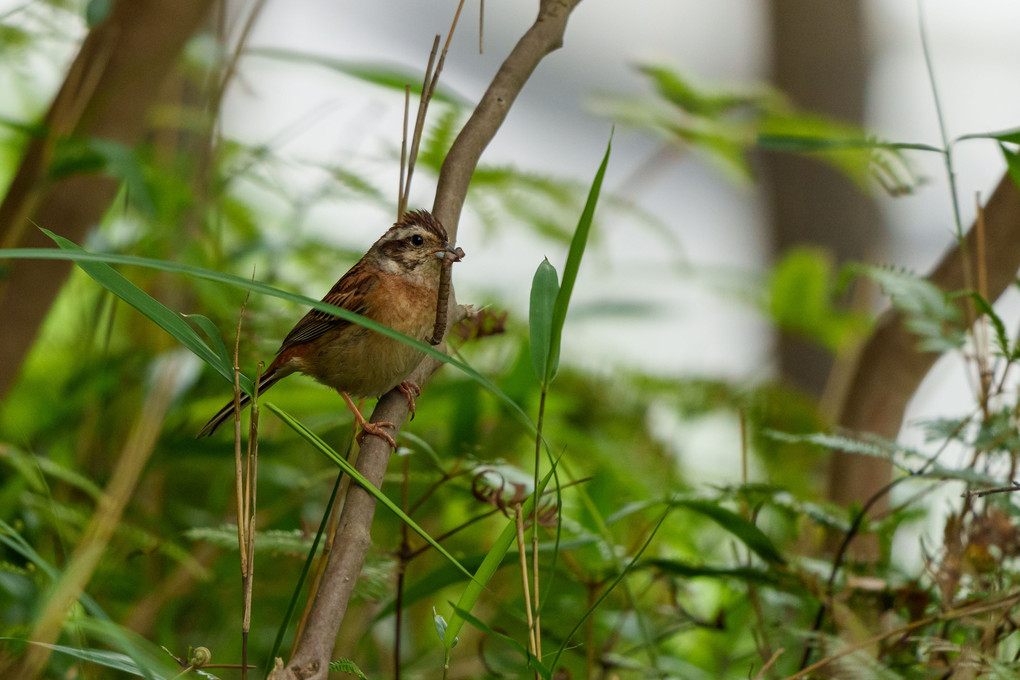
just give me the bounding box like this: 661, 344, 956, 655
435, 243, 465, 263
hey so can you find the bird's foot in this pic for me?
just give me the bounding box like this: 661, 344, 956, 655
355, 419, 397, 450
341, 391, 398, 450
397, 381, 421, 420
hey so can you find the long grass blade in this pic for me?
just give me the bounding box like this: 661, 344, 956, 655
266, 403, 475, 582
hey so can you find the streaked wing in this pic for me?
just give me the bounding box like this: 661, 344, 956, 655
276, 266, 377, 353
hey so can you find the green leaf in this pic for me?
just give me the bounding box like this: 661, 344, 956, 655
957, 127, 1020, 145
550, 504, 671, 671
433, 607, 457, 647
546, 134, 612, 383
49, 138, 155, 214
970, 292, 1010, 357
84, 0, 112, 27
247, 47, 468, 106
673, 500, 785, 565
266, 403, 475, 583
638, 558, 779, 585
44, 230, 244, 392
448, 604, 551, 679
768, 248, 870, 351
764, 430, 925, 471
856, 264, 965, 352
328, 658, 368, 679
639, 64, 766, 117
1001, 143, 1020, 192
183, 313, 232, 370
0, 640, 167, 678
529, 258, 560, 383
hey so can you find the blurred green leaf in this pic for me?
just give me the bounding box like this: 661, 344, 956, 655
1001, 143, 1020, 191
247, 47, 468, 106
0, 640, 168, 678
84, 0, 111, 27
49, 138, 155, 214
956, 127, 1020, 145
768, 247, 870, 351
529, 258, 559, 383
673, 500, 785, 565
970, 292, 1010, 357
855, 264, 965, 352
44, 230, 242, 391
638, 558, 778, 585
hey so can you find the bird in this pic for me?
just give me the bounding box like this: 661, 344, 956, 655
197, 209, 463, 449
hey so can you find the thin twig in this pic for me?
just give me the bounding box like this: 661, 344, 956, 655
961, 481, 1020, 498
751, 648, 784, 680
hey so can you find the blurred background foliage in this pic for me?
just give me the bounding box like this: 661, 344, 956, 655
2, 1, 1020, 679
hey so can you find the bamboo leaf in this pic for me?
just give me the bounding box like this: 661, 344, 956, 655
529, 258, 559, 383
546, 134, 612, 383
1001, 143, 1020, 192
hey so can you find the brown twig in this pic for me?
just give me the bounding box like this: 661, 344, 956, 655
752, 648, 785, 680
961, 481, 1020, 498
277, 3, 582, 677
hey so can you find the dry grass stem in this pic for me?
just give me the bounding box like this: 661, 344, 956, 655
398, 85, 410, 218
515, 503, 539, 660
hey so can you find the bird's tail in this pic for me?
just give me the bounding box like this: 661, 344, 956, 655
196, 368, 285, 438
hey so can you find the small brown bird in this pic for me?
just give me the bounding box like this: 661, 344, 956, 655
198, 209, 462, 448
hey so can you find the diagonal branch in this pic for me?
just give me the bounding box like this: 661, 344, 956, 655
828, 173, 1020, 532
278, 2, 583, 678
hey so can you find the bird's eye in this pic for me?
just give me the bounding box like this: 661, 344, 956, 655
411, 234, 424, 246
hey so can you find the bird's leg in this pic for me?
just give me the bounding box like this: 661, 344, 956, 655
340, 391, 396, 450
396, 381, 421, 420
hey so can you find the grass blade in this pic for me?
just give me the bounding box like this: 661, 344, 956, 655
529, 258, 559, 383
546, 134, 612, 383
266, 403, 475, 582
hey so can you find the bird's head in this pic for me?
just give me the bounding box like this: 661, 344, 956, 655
371, 210, 463, 284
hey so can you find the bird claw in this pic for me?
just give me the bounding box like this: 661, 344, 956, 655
356, 420, 397, 450
397, 381, 421, 420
